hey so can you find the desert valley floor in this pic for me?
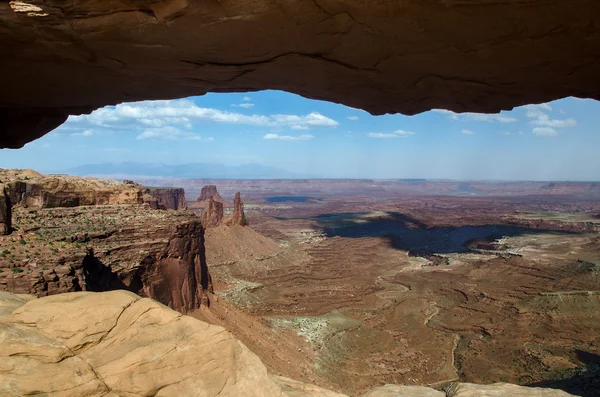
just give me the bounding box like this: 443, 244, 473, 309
1, 173, 599, 396
178, 179, 600, 396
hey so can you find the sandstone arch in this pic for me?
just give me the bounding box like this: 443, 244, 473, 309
1, 0, 599, 148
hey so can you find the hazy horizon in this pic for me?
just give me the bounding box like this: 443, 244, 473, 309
1, 90, 599, 181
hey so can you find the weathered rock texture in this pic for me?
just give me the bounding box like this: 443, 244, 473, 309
0, 291, 283, 396
198, 185, 224, 203
200, 196, 224, 228
145, 187, 187, 210
0, 202, 212, 313
0, 168, 185, 211
225, 192, 248, 226
1, 1, 600, 147
0, 185, 10, 235
362, 384, 576, 397
0, 291, 579, 397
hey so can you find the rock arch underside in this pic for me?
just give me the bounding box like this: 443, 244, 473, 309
1, 0, 600, 148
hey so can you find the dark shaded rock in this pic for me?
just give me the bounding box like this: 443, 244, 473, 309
136, 221, 212, 311
145, 187, 187, 210
1, 1, 600, 147
225, 192, 248, 226
200, 197, 224, 228
198, 185, 224, 203
0, 186, 11, 235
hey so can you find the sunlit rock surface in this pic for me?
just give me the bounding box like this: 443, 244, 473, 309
0, 291, 580, 397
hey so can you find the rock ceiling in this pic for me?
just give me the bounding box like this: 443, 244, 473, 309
1, 0, 599, 147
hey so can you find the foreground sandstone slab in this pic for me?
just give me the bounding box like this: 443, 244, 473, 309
0, 291, 580, 397
0, 290, 284, 396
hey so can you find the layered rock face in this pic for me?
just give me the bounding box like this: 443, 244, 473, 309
1, 0, 600, 147
225, 192, 248, 226
200, 197, 224, 228
0, 290, 578, 397
145, 187, 187, 210
0, 202, 212, 313
0, 168, 185, 211
0, 185, 10, 235
1, 169, 145, 208
198, 185, 224, 203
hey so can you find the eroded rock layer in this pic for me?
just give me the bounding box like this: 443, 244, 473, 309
0, 185, 10, 235
225, 192, 248, 226
0, 168, 185, 210
0, 202, 212, 312
200, 196, 225, 228
1, 0, 600, 147
0, 290, 578, 397
198, 185, 225, 203
146, 187, 187, 210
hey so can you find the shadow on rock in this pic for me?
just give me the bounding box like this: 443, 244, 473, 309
529, 350, 600, 397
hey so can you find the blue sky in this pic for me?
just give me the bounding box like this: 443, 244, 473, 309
1, 91, 598, 180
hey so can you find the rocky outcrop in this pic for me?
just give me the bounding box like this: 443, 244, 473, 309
145, 187, 187, 210
1, 1, 600, 147
0, 185, 10, 235
198, 185, 224, 203
0, 169, 186, 211
225, 192, 248, 226
0, 203, 212, 313
0, 290, 580, 397
362, 384, 576, 397
0, 290, 284, 396
200, 197, 224, 228
1, 169, 145, 208
137, 221, 211, 311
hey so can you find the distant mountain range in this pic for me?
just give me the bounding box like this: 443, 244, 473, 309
66, 162, 304, 179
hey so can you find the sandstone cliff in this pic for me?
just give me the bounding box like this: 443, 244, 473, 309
200, 196, 224, 228
145, 187, 187, 210
0, 185, 10, 235
0, 168, 185, 211
198, 185, 225, 203
0, 290, 578, 397
0, 203, 211, 313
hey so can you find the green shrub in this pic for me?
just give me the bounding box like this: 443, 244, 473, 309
11, 268, 23, 274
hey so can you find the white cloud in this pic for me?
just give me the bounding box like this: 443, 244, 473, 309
347, 116, 359, 121
242, 96, 252, 101
532, 127, 558, 136
71, 129, 94, 137
61, 99, 338, 134
524, 103, 553, 112
271, 112, 338, 129
231, 103, 255, 108
263, 133, 314, 141
461, 129, 475, 135
523, 104, 577, 128
136, 126, 203, 141
368, 133, 398, 139
466, 113, 517, 123
531, 114, 577, 128
368, 130, 415, 139
433, 109, 516, 123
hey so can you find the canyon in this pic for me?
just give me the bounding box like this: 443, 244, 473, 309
1, 1, 598, 394
0, 169, 210, 312
1, 170, 599, 395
